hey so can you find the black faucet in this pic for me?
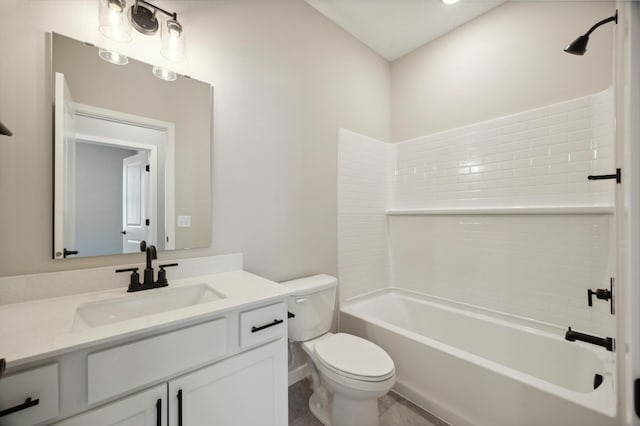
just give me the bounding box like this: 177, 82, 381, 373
565, 327, 614, 352
115, 241, 178, 292
141, 241, 158, 287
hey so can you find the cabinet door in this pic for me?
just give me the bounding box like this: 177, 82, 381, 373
53, 384, 166, 426
169, 339, 287, 426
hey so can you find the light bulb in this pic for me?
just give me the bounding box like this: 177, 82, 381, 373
107, 0, 125, 12
99, 0, 132, 42
161, 19, 185, 62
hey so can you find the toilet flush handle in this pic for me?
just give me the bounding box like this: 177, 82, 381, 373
295, 298, 307, 303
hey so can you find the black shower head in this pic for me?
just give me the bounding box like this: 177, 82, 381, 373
564, 35, 589, 56
564, 10, 617, 56
0, 120, 12, 137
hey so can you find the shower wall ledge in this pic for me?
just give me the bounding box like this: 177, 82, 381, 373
386, 205, 614, 215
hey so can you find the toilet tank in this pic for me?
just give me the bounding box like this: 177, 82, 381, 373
282, 274, 337, 342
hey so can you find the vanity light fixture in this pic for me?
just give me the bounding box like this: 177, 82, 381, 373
441, 0, 460, 4
98, 0, 186, 79
564, 10, 617, 55
130, 0, 186, 63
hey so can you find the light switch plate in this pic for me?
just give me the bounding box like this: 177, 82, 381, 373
177, 215, 191, 227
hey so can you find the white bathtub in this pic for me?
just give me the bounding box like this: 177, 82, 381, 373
340, 288, 617, 426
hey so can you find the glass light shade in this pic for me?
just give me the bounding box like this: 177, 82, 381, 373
160, 19, 186, 62
99, 0, 132, 43
98, 48, 129, 65
152, 66, 177, 82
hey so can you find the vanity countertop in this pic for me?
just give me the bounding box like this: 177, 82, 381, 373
0, 270, 293, 369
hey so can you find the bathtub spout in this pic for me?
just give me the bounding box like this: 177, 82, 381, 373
565, 327, 614, 352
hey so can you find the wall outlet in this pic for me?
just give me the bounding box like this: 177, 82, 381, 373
177, 215, 191, 227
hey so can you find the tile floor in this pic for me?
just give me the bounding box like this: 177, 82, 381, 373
288, 379, 449, 426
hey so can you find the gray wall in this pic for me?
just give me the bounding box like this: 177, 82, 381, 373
391, 1, 615, 141
75, 143, 136, 257
0, 0, 390, 279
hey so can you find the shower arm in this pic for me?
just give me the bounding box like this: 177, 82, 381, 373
583, 11, 617, 37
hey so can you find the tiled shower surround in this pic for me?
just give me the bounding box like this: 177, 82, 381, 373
393, 89, 614, 209
338, 89, 615, 336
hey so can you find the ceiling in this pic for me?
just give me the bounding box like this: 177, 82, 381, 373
304, 0, 507, 61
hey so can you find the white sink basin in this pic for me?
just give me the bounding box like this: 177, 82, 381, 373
73, 284, 225, 330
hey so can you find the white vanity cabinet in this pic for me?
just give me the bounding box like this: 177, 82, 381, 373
168, 339, 287, 426
0, 364, 59, 426
3, 300, 288, 426
52, 384, 167, 426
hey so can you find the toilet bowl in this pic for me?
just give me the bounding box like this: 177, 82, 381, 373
303, 332, 395, 426
282, 275, 395, 426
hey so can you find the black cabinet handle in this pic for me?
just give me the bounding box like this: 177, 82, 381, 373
251, 319, 284, 333
156, 398, 162, 426
0, 397, 40, 418
177, 389, 183, 426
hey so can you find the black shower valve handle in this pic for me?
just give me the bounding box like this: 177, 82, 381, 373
587, 288, 611, 307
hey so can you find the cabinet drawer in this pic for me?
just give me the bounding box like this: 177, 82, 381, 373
0, 363, 59, 426
88, 318, 227, 404
240, 302, 287, 349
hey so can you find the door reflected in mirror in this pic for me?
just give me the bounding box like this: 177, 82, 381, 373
52, 33, 212, 260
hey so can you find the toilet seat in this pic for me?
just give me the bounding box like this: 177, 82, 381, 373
313, 333, 395, 382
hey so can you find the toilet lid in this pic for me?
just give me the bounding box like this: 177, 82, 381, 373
314, 333, 394, 381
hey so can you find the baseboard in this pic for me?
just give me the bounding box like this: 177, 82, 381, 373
288, 363, 308, 386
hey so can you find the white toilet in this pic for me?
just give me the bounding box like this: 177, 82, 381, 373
283, 275, 395, 426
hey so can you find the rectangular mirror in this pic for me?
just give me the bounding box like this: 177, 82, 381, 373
52, 33, 212, 259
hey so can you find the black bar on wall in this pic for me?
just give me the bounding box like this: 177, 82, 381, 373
587, 168, 621, 183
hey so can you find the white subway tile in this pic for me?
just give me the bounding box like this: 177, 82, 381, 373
531, 133, 568, 146
513, 147, 550, 160
513, 166, 548, 178
499, 158, 533, 170
498, 139, 532, 153
568, 106, 593, 121
496, 120, 531, 136
469, 163, 499, 174
531, 154, 569, 167
340, 90, 616, 334
530, 113, 568, 129
484, 152, 513, 164
549, 140, 592, 155
547, 119, 591, 135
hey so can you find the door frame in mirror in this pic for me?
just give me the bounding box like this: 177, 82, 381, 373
54, 74, 176, 259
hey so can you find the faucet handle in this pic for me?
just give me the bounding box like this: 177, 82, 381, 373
116, 267, 141, 292
157, 263, 178, 285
